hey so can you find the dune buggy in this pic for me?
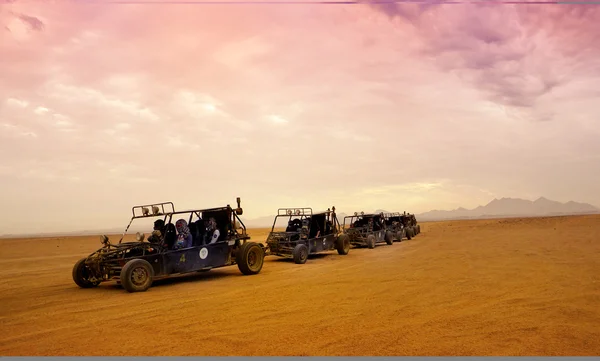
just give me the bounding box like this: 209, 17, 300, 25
410, 213, 421, 235
264, 206, 350, 264
399, 212, 420, 239
342, 212, 393, 249
382, 212, 406, 242
72, 197, 265, 293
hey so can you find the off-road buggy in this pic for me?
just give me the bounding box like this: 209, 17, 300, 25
264, 206, 350, 264
382, 212, 406, 242
72, 197, 265, 293
399, 212, 420, 239
341, 212, 394, 249
410, 213, 421, 235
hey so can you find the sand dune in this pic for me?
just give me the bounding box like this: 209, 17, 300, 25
1, 215, 599, 356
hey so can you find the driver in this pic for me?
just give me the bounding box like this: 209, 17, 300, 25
286, 220, 296, 232
300, 218, 309, 239
148, 219, 165, 244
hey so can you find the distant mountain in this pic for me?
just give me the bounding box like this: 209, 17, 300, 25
415, 197, 600, 221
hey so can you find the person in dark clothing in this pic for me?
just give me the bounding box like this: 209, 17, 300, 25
148, 219, 166, 244
163, 223, 177, 249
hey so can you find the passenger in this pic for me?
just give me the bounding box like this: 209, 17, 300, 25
163, 223, 177, 249
148, 219, 165, 244
174, 219, 193, 249
205, 217, 220, 244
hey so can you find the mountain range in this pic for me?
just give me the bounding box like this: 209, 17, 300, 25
413, 197, 599, 221
1, 197, 598, 238
241, 197, 600, 227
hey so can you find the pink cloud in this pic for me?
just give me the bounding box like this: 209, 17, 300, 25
368, 3, 600, 114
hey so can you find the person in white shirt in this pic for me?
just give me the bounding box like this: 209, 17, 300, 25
206, 217, 220, 244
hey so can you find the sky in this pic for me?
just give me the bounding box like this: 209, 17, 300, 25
1, 0, 599, 234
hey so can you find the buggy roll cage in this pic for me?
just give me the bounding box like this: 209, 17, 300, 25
269, 206, 341, 233
342, 211, 385, 229
383, 212, 402, 224
118, 197, 247, 243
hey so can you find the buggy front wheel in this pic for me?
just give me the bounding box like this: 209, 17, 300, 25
120, 259, 154, 293
367, 235, 376, 249
72, 258, 100, 289
236, 242, 265, 275
293, 244, 308, 264
384, 231, 394, 245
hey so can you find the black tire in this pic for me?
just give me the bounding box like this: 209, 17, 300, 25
417, 225, 421, 234
236, 242, 265, 275
292, 244, 308, 264
367, 235, 376, 249
336, 234, 350, 255
72, 258, 100, 288
384, 231, 394, 245
406, 228, 412, 240
120, 259, 154, 293
395, 230, 404, 242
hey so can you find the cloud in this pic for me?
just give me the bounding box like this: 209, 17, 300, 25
367, 2, 600, 120
358, 181, 446, 196
5, 97, 28, 108
33, 106, 49, 115
17, 13, 44, 31
267, 115, 288, 124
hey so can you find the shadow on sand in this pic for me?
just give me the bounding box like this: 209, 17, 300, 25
66, 268, 243, 293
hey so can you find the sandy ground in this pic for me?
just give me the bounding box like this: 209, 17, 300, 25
1, 215, 599, 356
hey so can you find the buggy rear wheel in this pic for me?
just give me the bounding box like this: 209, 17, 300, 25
120, 259, 154, 293
72, 258, 100, 288
367, 235, 376, 249
384, 231, 394, 245
406, 228, 413, 240
293, 244, 308, 264
336, 234, 350, 255
236, 242, 265, 275
417, 225, 421, 234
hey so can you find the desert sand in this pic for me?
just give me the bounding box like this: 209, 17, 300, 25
1, 215, 599, 356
